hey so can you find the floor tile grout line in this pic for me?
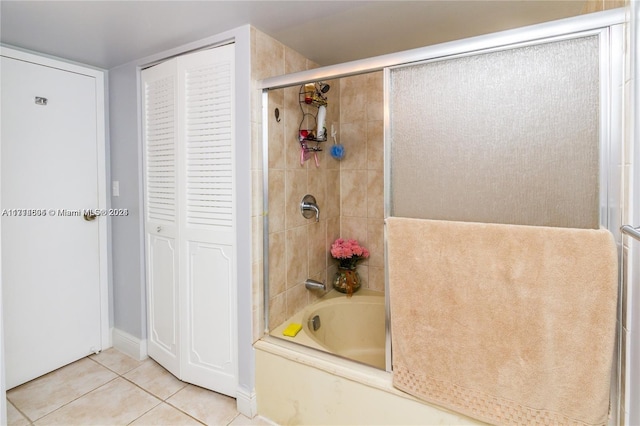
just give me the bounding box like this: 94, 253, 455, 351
226, 412, 242, 425
7, 358, 122, 424
9, 351, 247, 426
29, 375, 123, 424
93, 350, 242, 424
123, 398, 164, 426
7, 397, 34, 425
114, 363, 208, 425
88, 352, 145, 377
161, 397, 209, 425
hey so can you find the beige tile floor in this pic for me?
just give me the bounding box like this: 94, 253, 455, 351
6, 348, 273, 426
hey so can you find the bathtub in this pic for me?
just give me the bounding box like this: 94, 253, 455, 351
270, 289, 386, 369
261, 289, 483, 425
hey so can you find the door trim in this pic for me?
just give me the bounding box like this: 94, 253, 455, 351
0, 46, 110, 350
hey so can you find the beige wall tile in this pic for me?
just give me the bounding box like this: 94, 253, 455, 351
340, 75, 367, 123
251, 120, 263, 171
286, 283, 308, 318
268, 231, 286, 297
367, 170, 384, 219
326, 216, 341, 252
253, 30, 285, 80
340, 217, 368, 247
308, 220, 327, 277
253, 305, 264, 343
307, 167, 326, 216
367, 120, 384, 171
252, 170, 263, 217
286, 225, 309, 288
357, 264, 369, 289
252, 260, 264, 311
252, 215, 263, 263
325, 170, 341, 219
308, 268, 329, 302
341, 170, 368, 218
581, 0, 626, 14
251, 82, 264, 125
339, 121, 368, 170
269, 291, 286, 329
369, 266, 386, 293
285, 47, 308, 74
367, 218, 385, 268
285, 169, 309, 229
257, 32, 387, 333
268, 89, 285, 170
366, 72, 384, 121
268, 170, 285, 233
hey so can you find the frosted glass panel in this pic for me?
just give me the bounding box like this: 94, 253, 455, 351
389, 36, 600, 228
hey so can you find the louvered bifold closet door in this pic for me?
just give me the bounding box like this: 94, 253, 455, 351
141, 59, 180, 377
177, 45, 237, 396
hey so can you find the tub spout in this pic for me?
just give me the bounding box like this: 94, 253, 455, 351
305, 278, 325, 291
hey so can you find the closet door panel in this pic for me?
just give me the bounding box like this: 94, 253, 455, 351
142, 60, 180, 376
147, 236, 179, 360
183, 242, 235, 395
178, 45, 237, 395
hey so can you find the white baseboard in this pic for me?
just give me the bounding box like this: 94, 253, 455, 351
236, 387, 257, 418
111, 328, 148, 361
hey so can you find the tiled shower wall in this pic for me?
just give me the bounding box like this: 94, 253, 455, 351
250, 28, 386, 333
338, 72, 385, 293
250, 28, 326, 339
265, 74, 342, 330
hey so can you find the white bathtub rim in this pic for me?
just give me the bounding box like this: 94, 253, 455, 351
255, 337, 483, 424
256, 336, 394, 394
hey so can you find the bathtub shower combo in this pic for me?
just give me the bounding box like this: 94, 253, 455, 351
258, 9, 627, 426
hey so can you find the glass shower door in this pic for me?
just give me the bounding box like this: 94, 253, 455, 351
388, 35, 601, 229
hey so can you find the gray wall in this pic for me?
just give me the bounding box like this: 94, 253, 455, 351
108, 62, 146, 339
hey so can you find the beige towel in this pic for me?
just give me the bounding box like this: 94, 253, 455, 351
387, 218, 618, 426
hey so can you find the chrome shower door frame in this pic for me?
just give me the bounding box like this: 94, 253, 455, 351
260, 8, 626, 424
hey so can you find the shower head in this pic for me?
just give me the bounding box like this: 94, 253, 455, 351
318, 82, 330, 93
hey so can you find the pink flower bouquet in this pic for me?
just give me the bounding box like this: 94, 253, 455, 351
330, 238, 369, 269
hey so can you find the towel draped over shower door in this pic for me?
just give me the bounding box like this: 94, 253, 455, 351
387, 217, 618, 426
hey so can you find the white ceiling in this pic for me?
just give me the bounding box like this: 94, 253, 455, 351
0, 1, 587, 70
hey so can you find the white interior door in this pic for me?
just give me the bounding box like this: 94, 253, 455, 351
1, 55, 103, 389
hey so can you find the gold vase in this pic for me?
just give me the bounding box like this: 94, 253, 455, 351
333, 265, 361, 297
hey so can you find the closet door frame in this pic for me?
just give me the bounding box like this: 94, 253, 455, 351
141, 43, 238, 397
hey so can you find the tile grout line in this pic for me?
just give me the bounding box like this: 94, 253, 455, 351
20, 352, 241, 426
93, 356, 207, 425
9, 357, 123, 424
31, 375, 123, 424
85, 354, 204, 426
6, 398, 34, 425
